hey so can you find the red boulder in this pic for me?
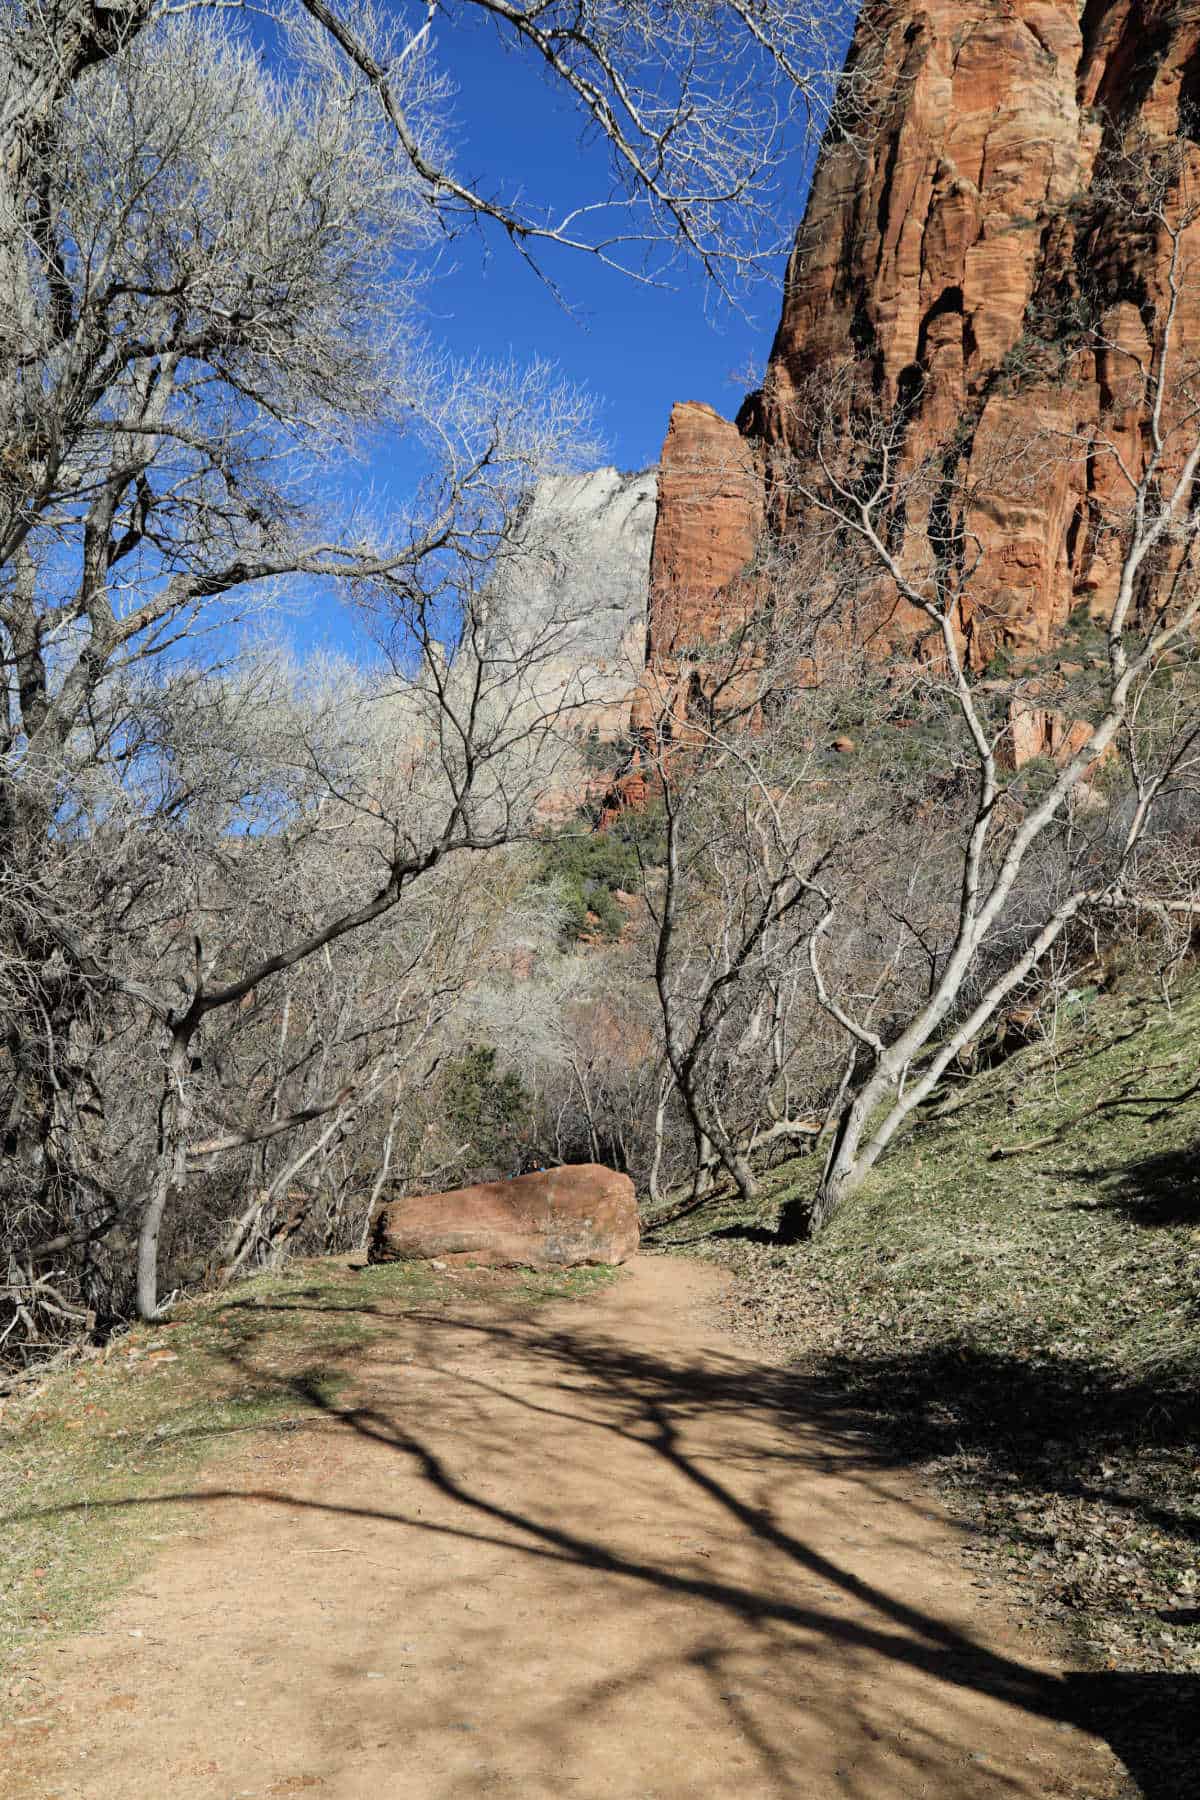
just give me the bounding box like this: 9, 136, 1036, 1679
368, 1163, 639, 1270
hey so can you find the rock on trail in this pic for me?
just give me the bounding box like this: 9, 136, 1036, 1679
368, 1163, 640, 1271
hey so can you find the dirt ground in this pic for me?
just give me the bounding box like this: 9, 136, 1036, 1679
4, 1256, 1130, 1799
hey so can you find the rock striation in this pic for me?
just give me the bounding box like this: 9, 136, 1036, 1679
646, 0, 1200, 682
368, 1163, 640, 1269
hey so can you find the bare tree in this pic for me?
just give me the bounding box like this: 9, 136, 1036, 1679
0, 11, 597, 1337
758, 136, 1200, 1235
1, 0, 853, 1355
1, 0, 855, 292
636, 543, 853, 1203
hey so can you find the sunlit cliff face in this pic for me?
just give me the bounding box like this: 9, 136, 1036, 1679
647, 0, 1200, 685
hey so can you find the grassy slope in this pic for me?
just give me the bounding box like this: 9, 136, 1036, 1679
650, 976, 1199, 1782
0, 1256, 614, 1718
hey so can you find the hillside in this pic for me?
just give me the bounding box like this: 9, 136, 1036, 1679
650, 971, 1200, 1795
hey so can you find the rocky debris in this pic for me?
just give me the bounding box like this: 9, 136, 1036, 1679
640, 0, 1200, 753
368, 1163, 639, 1270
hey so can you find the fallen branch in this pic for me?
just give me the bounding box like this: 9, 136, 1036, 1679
988, 1058, 1195, 1159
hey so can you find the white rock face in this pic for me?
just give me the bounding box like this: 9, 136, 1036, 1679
368, 466, 656, 835
484, 465, 656, 739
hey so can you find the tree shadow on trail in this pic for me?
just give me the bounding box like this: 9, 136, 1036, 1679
1064, 1672, 1199, 1800
8, 1301, 1196, 1797
667, 1223, 781, 1247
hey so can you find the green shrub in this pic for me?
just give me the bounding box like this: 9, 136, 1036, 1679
535, 809, 665, 942
443, 1045, 531, 1168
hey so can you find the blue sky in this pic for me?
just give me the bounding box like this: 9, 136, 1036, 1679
291, 9, 825, 657
406, 12, 814, 466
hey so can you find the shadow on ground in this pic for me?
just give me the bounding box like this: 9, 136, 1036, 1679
802, 1339, 1199, 1546
8, 1294, 1196, 1798
1061, 1143, 1200, 1227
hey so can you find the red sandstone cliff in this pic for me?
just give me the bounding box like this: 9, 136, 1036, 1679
630, 402, 762, 738
646, 0, 1200, 700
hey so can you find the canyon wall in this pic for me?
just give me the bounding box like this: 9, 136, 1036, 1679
648, 0, 1200, 689
630, 402, 763, 736
485, 465, 655, 740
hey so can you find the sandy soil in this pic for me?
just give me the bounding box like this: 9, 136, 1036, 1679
5, 1256, 1127, 1799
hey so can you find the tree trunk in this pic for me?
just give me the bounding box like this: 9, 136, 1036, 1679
647, 1069, 671, 1210
361, 1077, 402, 1250
777, 1088, 873, 1242
690, 1129, 715, 1202
136, 1025, 192, 1321
729, 1151, 758, 1206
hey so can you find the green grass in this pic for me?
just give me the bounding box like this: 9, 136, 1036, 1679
0, 1255, 618, 1712
515, 1264, 619, 1303
655, 980, 1199, 1385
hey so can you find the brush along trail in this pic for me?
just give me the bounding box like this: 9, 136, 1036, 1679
4, 1256, 1123, 1799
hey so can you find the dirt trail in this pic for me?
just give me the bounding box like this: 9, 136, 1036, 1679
9, 1256, 1125, 1799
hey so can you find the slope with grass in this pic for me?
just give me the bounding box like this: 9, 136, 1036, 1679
649, 977, 1200, 1795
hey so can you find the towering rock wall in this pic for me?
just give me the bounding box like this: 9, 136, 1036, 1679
629, 402, 763, 735
485, 465, 656, 740
644, 402, 763, 658
649, 0, 1200, 679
